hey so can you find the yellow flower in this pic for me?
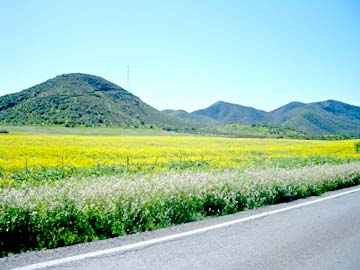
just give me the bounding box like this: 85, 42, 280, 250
0, 135, 358, 172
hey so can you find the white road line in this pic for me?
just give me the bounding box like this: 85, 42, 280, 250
10, 187, 360, 270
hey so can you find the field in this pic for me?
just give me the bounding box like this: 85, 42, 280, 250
0, 135, 359, 182
1, 134, 360, 257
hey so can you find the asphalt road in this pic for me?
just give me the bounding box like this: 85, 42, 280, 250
2, 186, 360, 270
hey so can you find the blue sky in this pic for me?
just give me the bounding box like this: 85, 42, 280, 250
1, 0, 359, 112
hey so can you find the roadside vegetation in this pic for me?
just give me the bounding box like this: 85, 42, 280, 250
1, 163, 359, 257
0, 134, 360, 257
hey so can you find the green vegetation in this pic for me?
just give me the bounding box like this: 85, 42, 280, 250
191, 101, 268, 124
355, 142, 360, 152
0, 73, 192, 130
0, 73, 359, 257
1, 163, 359, 257
3, 156, 357, 185
172, 100, 360, 137
0, 125, 182, 136
0, 124, 355, 140
271, 100, 360, 136
197, 123, 308, 138
1, 73, 359, 137
162, 109, 219, 126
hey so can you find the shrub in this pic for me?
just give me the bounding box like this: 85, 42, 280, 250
355, 142, 360, 153
1, 163, 360, 257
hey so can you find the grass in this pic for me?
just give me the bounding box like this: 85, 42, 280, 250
198, 123, 309, 139
0, 125, 180, 136
0, 135, 359, 173
1, 162, 359, 257
2, 125, 356, 139
1, 134, 360, 257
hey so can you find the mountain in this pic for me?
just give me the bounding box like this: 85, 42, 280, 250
1, 73, 359, 136
165, 100, 360, 136
191, 101, 269, 124
270, 100, 360, 136
0, 73, 190, 129
162, 109, 219, 126
269, 101, 306, 121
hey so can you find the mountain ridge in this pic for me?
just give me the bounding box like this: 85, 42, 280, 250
0, 73, 359, 136
192, 101, 269, 124
164, 100, 360, 136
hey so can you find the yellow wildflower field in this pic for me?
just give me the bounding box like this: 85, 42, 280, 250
0, 135, 358, 171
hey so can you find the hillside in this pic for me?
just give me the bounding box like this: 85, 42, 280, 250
191, 101, 269, 124
167, 100, 360, 136
0, 73, 191, 129
1, 73, 359, 137
162, 109, 219, 126
269, 100, 360, 136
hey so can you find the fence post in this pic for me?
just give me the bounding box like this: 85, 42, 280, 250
126, 156, 130, 171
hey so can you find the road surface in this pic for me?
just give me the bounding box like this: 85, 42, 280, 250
2, 186, 360, 270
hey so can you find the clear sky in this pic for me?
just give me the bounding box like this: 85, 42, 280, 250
1, 0, 359, 112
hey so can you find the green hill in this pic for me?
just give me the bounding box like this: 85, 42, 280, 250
179, 100, 360, 137
1, 73, 359, 137
270, 100, 360, 136
162, 109, 219, 126
191, 101, 269, 124
0, 73, 191, 129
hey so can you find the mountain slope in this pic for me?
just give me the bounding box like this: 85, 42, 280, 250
186, 100, 360, 136
0, 73, 192, 128
192, 101, 269, 124
269, 100, 360, 136
268, 101, 306, 122
1, 74, 359, 136
162, 109, 219, 126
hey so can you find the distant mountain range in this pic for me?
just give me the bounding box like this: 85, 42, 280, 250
164, 100, 360, 136
0, 73, 359, 136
